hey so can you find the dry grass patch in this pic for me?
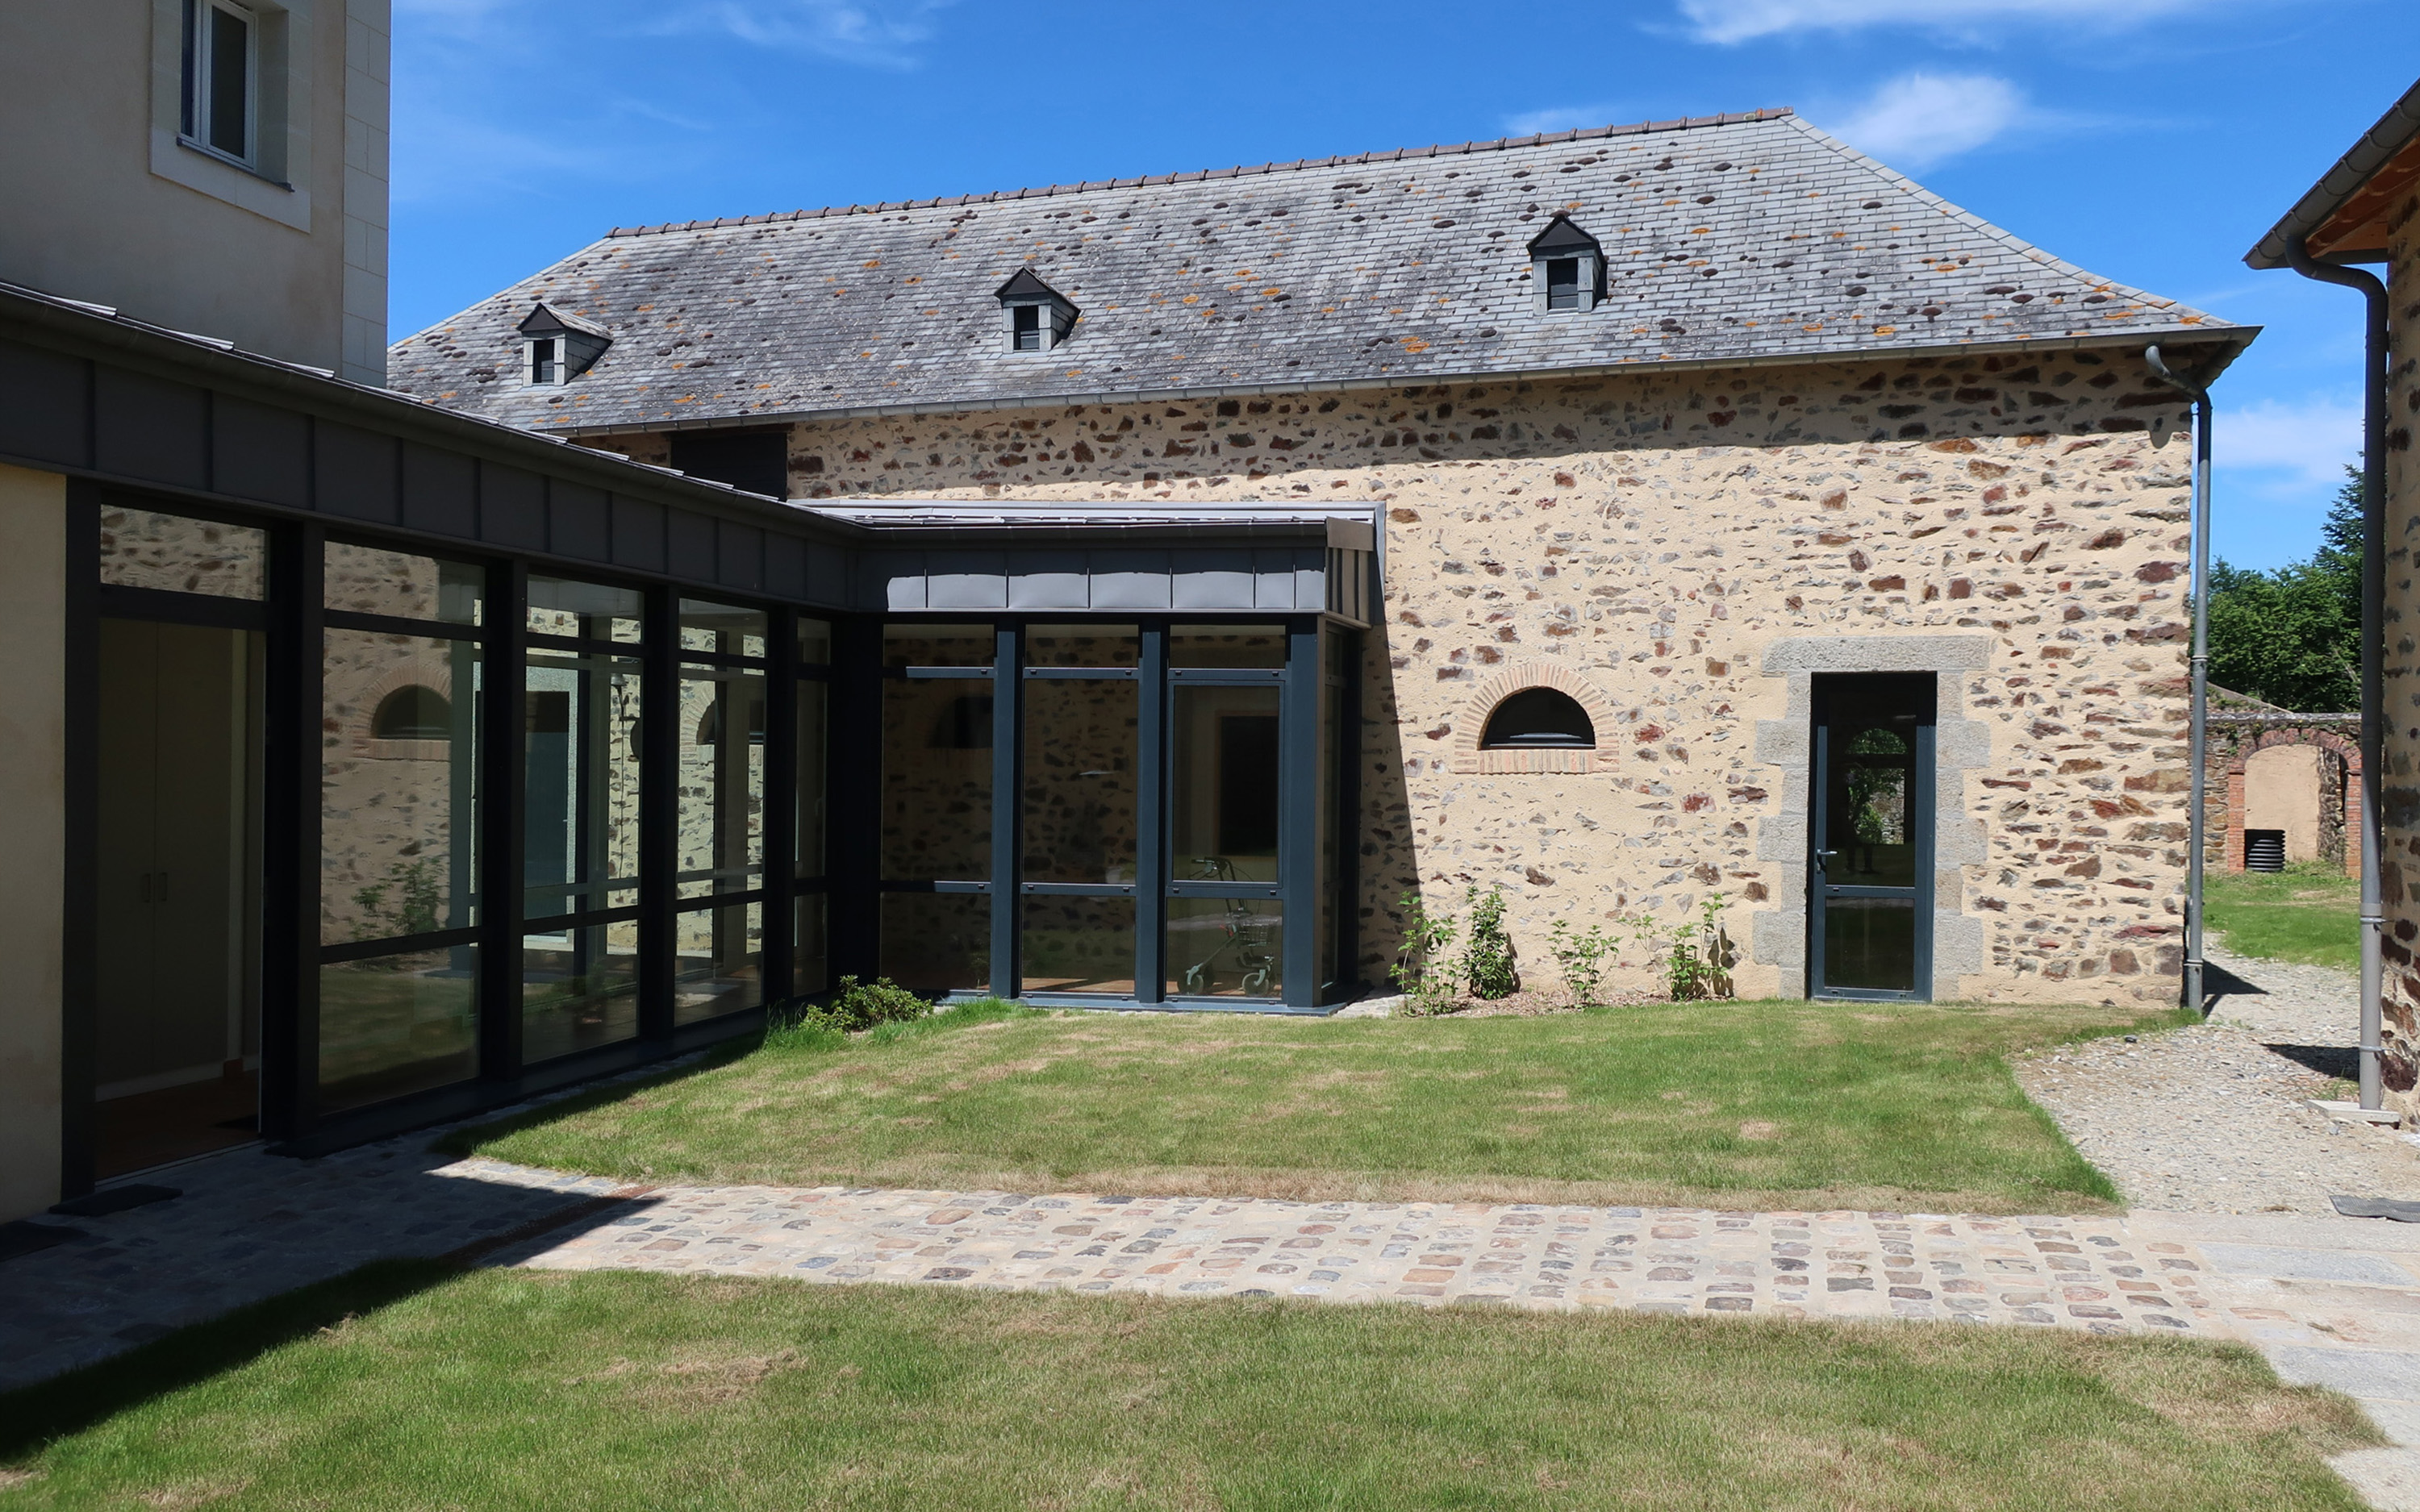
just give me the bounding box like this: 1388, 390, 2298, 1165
450, 998, 2185, 1214
0, 1265, 2376, 1511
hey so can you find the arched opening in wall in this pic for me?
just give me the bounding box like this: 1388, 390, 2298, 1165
2244, 743, 2326, 868
694, 697, 767, 746
1480, 686, 1594, 748
371, 685, 452, 739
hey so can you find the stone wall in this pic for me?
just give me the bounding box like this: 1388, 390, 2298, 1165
2378, 181, 2420, 1108
608, 348, 2201, 1006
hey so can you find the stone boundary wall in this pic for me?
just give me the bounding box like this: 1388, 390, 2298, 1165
2201, 714, 2359, 877
607, 347, 2201, 1007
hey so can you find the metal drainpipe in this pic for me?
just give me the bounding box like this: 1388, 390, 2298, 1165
2143, 347, 2213, 1018
2284, 235, 2389, 1111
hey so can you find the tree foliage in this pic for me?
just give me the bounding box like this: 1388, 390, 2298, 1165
2205, 465, 2363, 712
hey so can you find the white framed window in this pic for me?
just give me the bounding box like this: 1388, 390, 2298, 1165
994, 269, 1078, 354
180, 0, 260, 169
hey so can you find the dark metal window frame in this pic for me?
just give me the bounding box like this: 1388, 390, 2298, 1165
873, 614, 1352, 1013
60, 489, 1360, 1196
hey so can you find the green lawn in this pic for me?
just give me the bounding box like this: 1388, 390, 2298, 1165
451, 998, 2188, 1215
2208, 864, 2360, 972
0, 1264, 2375, 1511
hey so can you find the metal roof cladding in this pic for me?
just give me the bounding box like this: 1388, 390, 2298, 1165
390, 107, 2245, 436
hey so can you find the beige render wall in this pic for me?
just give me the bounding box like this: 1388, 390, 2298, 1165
0, 1, 389, 382
2379, 186, 2420, 1110
0, 464, 67, 1221
611, 347, 2199, 1006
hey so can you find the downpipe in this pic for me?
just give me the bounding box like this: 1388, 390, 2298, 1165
2143, 347, 2212, 1021
2283, 236, 2388, 1112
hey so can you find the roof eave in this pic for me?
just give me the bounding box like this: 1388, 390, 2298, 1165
536, 323, 2258, 439
2247, 77, 2420, 269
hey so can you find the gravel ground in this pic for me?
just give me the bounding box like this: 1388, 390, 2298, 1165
2016, 939, 2420, 1214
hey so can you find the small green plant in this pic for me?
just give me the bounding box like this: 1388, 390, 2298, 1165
353, 858, 444, 942
1548, 917, 1620, 1009
1462, 884, 1517, 1000
799, 975, 932, 1033
1662, 893, 1737, 1002
1388, 889, 1461, 1015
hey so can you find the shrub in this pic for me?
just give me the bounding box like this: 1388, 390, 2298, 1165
1662, 893, 1737, 1002
1462, 884, 1517, 999
1389, 890, 1461, 1016
800, 975, 932, 1033
1548, 917, 1619, 1009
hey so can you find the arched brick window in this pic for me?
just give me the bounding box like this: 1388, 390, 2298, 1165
370, 685, 451, 740
1450, 662, 1619, 774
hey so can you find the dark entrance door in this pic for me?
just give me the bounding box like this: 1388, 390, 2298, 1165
1809, 673, 1934, 1000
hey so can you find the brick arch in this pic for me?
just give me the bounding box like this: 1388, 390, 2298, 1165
1447, 661, 1622, 774
2225, 727, 2360, 877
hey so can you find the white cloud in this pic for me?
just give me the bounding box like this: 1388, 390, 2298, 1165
640, 1, 950, 68
2218, 395, 2363, 486
1503, 103, 1630, 137
1814, 73, 2026, 170
1675, 0, 2205, 45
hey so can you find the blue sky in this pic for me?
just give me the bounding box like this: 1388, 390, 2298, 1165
390, 0, 2418, 572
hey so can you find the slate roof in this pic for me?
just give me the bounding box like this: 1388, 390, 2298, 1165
390, 108, 2243, 435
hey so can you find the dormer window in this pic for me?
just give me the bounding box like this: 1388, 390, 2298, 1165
995, 269, 1077, 353
517, 303, 613, 387
1527, 216, 1604, 314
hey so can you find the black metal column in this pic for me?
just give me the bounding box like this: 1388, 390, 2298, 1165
828, 616, 880, 985
1134, 623, 1166, 1004
1281, 619, 1318, 1009
57, 487, 100, 1198
991, 623, 1020, 997
636, 584, 678, 1040
761, 608, 798, 1005
264, 521, 325, 1139
478, 557, 527, 1078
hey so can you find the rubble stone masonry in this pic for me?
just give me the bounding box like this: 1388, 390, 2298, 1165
607, 348, 2201, 1006
2379, 185, 2420, 1109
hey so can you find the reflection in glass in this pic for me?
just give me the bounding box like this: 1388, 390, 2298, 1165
1024, 897, 1135, 994
1321, 672, 1347, 1000
1028, 624, 1138, 668
521, 923, 639, 1063
1822, 898, 1917, 993
1170, 624, 1286, 669
324, 542, 482, 624
884, 624, 995, 669
1022, 680, 1137, 884
678, 598, 767, 659
319, 946, 478, 1110
796, 679, 827, 878
321, 631, 479, 945
797, 618, 832, 666
525, 651, 642, 921
882, 677, 991, 881
528, 575, 644, 643
678, 664, 765, 900
1170, 685, 1280, 882
878, 893, 989, 993
1167, 898, 1283, 998
674, 902, 761, 1023
794, 894, 828, 997
98, 506, 267, 599
1832, 724, 1917, 887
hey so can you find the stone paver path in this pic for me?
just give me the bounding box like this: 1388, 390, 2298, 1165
494, 1177, 2214, 1334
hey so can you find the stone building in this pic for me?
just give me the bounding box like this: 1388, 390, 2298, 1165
394, 107, 2248, 1008
2247, 77, 2420, 1105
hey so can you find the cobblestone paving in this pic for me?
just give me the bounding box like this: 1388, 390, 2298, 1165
494, 1174, 2216, 1335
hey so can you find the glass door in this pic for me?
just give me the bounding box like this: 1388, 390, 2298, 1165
1809, 673, 1934, 1000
